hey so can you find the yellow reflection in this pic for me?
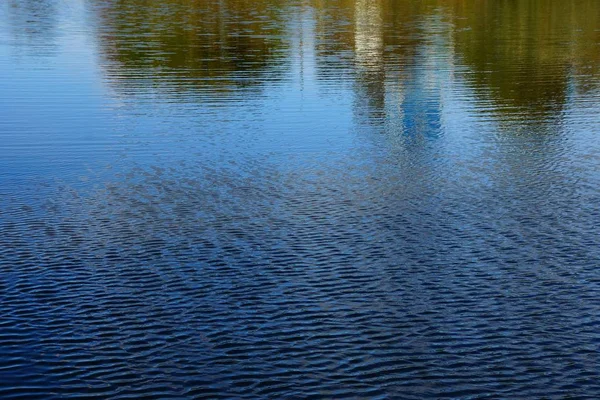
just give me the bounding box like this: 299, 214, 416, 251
91, 0, 600, 116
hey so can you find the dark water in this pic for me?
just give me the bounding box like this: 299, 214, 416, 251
2, 0, 600, 398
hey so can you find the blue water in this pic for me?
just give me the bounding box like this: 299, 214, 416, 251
2, 0, 600, 398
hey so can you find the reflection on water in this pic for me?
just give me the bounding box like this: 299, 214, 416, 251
450, 0, 600, 119
2, 0, 60, 54
95, 0, 293, 98
2, 0, 600, 398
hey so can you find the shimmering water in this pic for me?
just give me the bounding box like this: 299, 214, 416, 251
2, 0, 600, 398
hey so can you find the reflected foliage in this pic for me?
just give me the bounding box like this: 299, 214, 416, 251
447, 0, 600, 114
91, 0, 600, 116
309, 0, 600, 121
94, 0, 292, 96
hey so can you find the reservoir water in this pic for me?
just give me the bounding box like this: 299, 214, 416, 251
1, 0, 600, 398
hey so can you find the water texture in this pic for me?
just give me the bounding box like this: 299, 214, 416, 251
1, 0, 600, 398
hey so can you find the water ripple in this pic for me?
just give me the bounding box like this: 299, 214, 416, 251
2, 0, 600, 398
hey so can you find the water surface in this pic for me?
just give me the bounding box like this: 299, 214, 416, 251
2, 0, 600, 398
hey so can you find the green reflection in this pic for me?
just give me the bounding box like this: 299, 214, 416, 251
94, 0, 293, 96
310, 0, 600, 121
447, 0, 600, 115
92, 0, 600, 117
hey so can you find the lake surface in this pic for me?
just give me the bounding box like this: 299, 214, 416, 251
2, 0, 600, 398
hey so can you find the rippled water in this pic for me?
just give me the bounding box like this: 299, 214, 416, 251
2, 0, 600, 398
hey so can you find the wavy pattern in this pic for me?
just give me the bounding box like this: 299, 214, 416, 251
2, 0, 600, 398
2, 154, 600, 398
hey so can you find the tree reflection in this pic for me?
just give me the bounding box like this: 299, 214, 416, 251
92, 0, 600, 117
310, 0, 600, 126
94, 0, 293, 98
448, 0, 600, 117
